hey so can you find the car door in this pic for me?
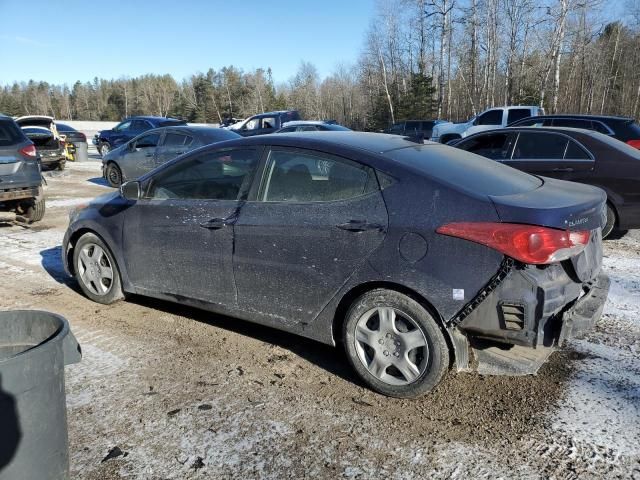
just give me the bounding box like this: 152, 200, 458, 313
465, 109, 505, 137
122, 147, 262, 304
155, 131, 193, 167
505, 131, 594, 180
120, 131, 162, 179
233, 147, 388, 325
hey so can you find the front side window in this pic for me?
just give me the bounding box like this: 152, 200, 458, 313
146, 148, 258, 201
512, 132, 568, 160
476, 109, 503, 126
460, 133, 513, 160
261, 149, 377, 202
244, 118, 260, 131
133, 133, 160, 149
114, 121, 132, 132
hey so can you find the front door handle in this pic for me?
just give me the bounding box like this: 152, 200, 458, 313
199, 216, 237, 230
552, 167, 574, 172
336, 220, 384, 232
145, 152, 154, 157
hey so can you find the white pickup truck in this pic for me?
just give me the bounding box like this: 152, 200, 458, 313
430, 106, 544, 144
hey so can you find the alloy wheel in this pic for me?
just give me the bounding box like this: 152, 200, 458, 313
354, 306, 429, 386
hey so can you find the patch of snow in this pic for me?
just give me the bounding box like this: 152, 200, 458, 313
47, 197, 95, 208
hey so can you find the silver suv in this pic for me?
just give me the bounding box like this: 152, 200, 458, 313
0, 115, 45, 223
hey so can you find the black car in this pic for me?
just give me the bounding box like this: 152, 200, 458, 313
229, 110, 301, 136
101, 126, 240, 187
509, 115, 640, 149
94, 116, 187, 157
63, 132, 608, 398
385, 120, 446, 139
0, 115, 45, 222
453, 127, 640, 237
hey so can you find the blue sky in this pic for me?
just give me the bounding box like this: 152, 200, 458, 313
0, 0, 375, 86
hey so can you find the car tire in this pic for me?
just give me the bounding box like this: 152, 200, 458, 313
602, 203, 617, 239
56, 160, 65, 171
21, 197, 46, 223
342, 289, 449, 398
73, 233, 124, 305
99, 142, 111, 157
105, 162, 123, 188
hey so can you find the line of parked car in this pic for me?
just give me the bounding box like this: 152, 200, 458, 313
1, 106, 637, 398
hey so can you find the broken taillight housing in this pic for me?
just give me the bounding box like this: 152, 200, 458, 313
436, 222, 590, 264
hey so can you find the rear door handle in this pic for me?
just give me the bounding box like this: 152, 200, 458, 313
552, 167, 574, 172
336, 220, 384, 232
199, 216, 237, 230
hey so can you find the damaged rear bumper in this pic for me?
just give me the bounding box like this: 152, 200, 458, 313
451, 259, 610, 375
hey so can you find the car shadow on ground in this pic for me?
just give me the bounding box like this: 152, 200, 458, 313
87, 177, 111, 188
128, 294, 359, 386
40, 246, 75, 286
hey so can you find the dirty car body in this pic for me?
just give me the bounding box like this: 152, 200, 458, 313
63, 132, 609, 397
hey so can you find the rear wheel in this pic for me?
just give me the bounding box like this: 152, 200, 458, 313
602, 203, 617, 239
73, 233, 124, 304
56, 160, 66, 171
343, 289, 449, 398
105, 163, 123, 188
20, 197, 46, 223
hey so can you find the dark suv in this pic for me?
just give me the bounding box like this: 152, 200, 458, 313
0, 115, 45, 223
509, 115, 640, 149
229, 110, 301, 136
94, 116, 186, 157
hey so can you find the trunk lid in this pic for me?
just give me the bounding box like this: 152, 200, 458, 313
489, 176, 606, 232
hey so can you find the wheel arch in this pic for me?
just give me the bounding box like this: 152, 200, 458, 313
331, 281, 455, 366
66, 228, 124, 282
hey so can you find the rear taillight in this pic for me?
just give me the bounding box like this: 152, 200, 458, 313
19, 145, 37, 157
626, 139, 640, 149
436, 222, 590, 264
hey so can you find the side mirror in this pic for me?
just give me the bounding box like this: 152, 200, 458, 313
127, 142, 135, 151
120, 181, 140, 201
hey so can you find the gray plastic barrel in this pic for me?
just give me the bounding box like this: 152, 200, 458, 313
74, 141, 89, 162
0, 310, 82, 480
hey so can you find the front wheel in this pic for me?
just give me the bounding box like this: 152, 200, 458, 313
99, 142, 111, 157
343, 289, 449, 398
105, 162, 123, 188
73, 233, 124, 304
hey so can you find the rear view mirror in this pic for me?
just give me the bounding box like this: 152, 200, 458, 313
120, 181, 140, 201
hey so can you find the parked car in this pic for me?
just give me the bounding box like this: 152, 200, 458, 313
15, 116, 66, 171
384, 120, 446, 139
453, 127, 640, 238
228, 110, 301, 136
431, 106, 544, 144
57, 123, 88, 162
94, 116, 186, 157
101, 126, 240, 187
275, 120, 351, 132
508, 115, 640, 149
0, 115, 45, 222
64, 132, 609, 398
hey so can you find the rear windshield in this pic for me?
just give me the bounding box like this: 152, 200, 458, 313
0, 119, 26, 146
388, 144, 542, 197
56, 123, 77, 132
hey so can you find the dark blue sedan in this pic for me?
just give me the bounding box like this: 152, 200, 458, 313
63, 132, 610, 397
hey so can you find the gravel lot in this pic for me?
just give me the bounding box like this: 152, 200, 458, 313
0, 156, 638, 479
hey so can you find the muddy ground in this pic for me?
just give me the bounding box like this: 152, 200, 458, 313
0, 157, 638, 479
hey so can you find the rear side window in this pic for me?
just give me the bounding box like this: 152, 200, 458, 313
512, 132, 567, 160
405, 121, 421, 131
0, 120, 25, 146
476, 109, 503, 126
261, 149, 377, 202
506, 109, 532, 125
592, 122, 612, 134
163, 133, 188, 146
458, 133, 513, 160
552, 118, 591, 129
565, 140, 591, 160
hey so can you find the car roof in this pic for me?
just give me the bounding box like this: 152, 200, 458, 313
125, 116, 184, 122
